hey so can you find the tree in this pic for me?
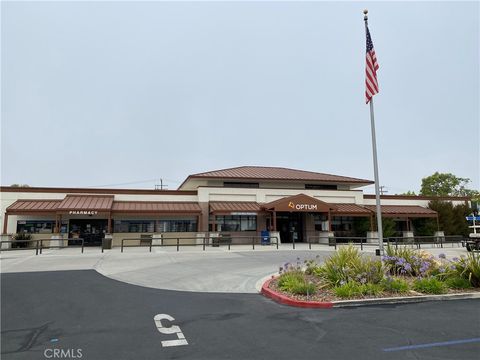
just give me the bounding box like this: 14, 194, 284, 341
417, 172, 477, 235
428, 200, 470, 236
10, 184, 30, 187
401, 190, 416, 195
382, 218, 397, 238
420, 172, 474, 197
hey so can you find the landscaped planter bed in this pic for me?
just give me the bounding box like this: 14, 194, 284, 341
266, 275, 480, 303
261, 245, 480, 307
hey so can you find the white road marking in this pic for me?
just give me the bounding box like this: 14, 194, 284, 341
154, 314, 188, 347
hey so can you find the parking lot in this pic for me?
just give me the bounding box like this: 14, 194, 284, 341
2, 246, 479, 360
2, 270, 479, 360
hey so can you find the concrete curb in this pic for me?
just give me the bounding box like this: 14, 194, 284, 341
332, 292, 480, 307
261, 278, 333, 308
261, 277, 480, 309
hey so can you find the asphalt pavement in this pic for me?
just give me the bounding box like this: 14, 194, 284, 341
2, 270, 479, 360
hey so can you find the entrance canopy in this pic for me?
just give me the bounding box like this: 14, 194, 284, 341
263, 194, 337, 212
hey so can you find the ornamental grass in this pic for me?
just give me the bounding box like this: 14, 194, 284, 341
273, 244, 480, 301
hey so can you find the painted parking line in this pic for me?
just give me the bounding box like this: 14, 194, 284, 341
383, 338, 480, 352
154, 314, 188, 347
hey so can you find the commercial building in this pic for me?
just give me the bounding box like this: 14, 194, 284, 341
0, 166, 469, 247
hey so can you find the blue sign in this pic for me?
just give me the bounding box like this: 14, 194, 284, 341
466, 216, 480, 221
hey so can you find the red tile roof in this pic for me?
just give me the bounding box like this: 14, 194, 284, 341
6, 199, 62, 213
57, 195, 114, 211
182, 166, 373, 186
364, 205, 437, 217
332, 203, 372, 215
112, 201, 201, 213
209, 202, 262, 213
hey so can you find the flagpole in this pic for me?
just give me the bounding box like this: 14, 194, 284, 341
364, 9, 384, 255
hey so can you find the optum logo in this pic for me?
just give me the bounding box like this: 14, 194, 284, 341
288, 202, 318, 211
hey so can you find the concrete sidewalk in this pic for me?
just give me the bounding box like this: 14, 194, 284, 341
0, 244, 469, 293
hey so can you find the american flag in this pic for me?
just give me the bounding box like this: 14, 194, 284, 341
365, 25, 379, 104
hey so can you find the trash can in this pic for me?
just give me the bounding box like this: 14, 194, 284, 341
261, 230, 270, 245
102, 234, 113, 250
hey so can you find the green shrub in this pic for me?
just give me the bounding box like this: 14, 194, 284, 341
444, 276, 472, 289
278, 271, 304, 289
355, 257, 384, 285
334, 281, 363, 299
413, 277, 447, 294
318, 245, 383, 286
381, 277, 410, 293
278, 271, 316, 295
12, 233, 32, 249
290, 282, 316, 296
451, 252, 480, 287
361, 283, 383, 296
383, 245, 437, 277
334, 281, 383, 298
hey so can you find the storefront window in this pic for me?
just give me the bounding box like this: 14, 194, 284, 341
214, 215, 257, 231
156, 220, 197, 232
313, 214, 328, 231
114, 220, 154, 233
17, 220, 55, 234
114, 219, 197, 233
331, 216, 354, 233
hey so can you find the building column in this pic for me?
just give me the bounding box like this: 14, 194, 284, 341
197, 215, 202, 232
328, 211, 332, 232
406, 217, 410, 231
3, 213, 9, 234
369, 215, 374, 232
107, 212, 112, 233
55, 214, 60, 233
272, 211, 277, 231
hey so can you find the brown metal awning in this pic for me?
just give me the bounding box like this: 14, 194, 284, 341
57, 195, 114, 211
6, 200, 62, 214
209, 201, 262, 214
332, 203, 373, 216
364, 205, 437, 218
112, 201, 201, 214
263, 194, 337, 212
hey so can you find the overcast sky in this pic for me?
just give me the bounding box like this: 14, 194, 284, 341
1, 1, 479, 193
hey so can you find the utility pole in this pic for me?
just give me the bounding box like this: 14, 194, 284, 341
379, 186, 388, 195
155, 179, 168, 190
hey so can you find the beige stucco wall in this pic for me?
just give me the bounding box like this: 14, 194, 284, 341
197, 187, 364, 204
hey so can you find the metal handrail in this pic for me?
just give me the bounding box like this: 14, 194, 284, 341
0, 238, 85, 255
120, 235, 280, 252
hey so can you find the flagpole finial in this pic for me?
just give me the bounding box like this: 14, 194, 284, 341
363, 9, 368, 21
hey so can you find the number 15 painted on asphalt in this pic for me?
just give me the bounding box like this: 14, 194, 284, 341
154, 314, 188, 347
